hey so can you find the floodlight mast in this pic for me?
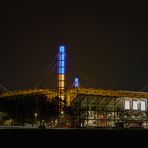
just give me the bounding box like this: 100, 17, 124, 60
57, 46, 66, 117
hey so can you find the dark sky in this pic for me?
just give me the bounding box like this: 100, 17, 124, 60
0, 1, 147, 91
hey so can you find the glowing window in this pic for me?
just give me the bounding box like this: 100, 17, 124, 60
140, 101, 146, 111
133, 101, 138, 110
125, 100, 130, 110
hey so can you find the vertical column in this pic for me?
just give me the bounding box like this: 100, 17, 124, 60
74, 77, 79, 89
57, 45, 66, 102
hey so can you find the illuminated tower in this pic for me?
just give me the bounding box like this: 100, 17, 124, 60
74, 77, 79, 97
57, 45, 66, 102
74, 77, 79, 89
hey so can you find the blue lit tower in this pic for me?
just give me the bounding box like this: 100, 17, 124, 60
74, 77, 79, 89
57, 46, 66, 102
74, 77, 79, 95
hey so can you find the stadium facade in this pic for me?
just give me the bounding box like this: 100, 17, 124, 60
68, 88, 148, 128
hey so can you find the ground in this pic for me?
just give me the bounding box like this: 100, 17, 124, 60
0, 128, 147, 146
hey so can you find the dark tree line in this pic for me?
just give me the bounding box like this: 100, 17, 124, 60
0, 94, 71, 126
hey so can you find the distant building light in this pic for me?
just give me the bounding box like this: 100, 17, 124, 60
74, 77, 79, 88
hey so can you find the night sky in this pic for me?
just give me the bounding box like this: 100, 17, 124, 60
0, 1, 147, 91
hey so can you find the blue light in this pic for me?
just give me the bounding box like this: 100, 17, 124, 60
59, 61, 65, 67
75, 77, 79, 88
60, 46, 65, 53
59, 54, 65, 61
58, 45, 65, 73
59, 68, 65, 74
59, 46, 65, 61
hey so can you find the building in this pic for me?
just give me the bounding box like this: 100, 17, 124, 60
69, 88, 148, 128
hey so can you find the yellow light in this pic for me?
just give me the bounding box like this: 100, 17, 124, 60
58, 74, 65, 81
61, 95, 65, 100
58, 81, 64, 88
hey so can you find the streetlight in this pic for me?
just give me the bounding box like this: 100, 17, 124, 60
34, 113, 38, 119
32, 113, 38, 127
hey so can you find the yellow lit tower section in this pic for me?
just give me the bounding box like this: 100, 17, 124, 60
57, 46, 66, 102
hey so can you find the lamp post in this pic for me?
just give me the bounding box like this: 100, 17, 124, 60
34, 113, 38, 127
34, 113, 38, 119
32, 113, 38, 127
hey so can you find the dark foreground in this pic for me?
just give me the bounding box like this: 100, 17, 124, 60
0, 128, 148, 146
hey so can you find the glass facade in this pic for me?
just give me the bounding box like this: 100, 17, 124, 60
71, 94, 148, 128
